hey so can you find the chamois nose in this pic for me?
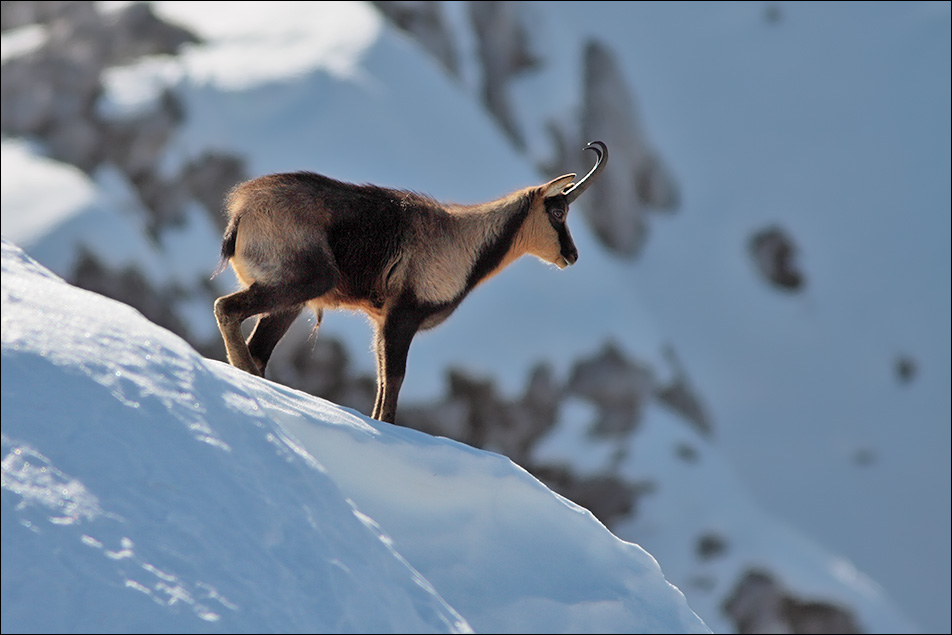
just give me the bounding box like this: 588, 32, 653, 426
563, 248, 578, 266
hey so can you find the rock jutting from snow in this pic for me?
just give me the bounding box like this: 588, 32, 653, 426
748, 225, 805, 292
724, 569, 860, 634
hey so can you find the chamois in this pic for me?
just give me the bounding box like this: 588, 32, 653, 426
214, 141, 608, 424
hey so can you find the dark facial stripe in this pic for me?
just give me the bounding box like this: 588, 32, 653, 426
555, 222, 577, 262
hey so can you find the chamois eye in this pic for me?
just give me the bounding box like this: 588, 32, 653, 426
551, 207, 565, 221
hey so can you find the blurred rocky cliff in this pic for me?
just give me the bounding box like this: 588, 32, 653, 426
0, 2, 855, 632
374, 1, 680, 257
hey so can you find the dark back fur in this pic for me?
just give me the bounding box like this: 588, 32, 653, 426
219, 171, 450, 301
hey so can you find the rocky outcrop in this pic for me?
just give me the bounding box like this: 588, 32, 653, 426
370, 1, 460, 78
1, 4, 874, 631
1, 0, 245, 354
1, 2, 108, 171
567, 342, 713, 439
749, 225, 805, 292
576, 40, 680, 255
567, 341, 655, 436
1, 0, 242, 237
373, 0, 680, 259
894, 354, 917, 385
724, 570, 860, 634
72, 247, 193, 343
467, 1, 540, 150
1, 1, 199, 172
541, 40, 681, 256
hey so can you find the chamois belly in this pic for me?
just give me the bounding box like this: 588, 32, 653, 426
307, 292, 387, 325
311, 248, 399, 325
419, 303, 458, 330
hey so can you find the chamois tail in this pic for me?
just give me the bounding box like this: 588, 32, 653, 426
212, 215, 239, 279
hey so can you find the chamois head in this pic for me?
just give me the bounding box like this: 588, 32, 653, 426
524, 141, 608, 269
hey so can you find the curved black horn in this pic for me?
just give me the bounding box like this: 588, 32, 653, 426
562, 141, 608, 204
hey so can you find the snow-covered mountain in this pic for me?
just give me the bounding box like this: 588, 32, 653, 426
2, 1, 949, 632
1, 238, 711, 634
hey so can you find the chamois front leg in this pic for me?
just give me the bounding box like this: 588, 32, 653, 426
372, 309, 422, 424
372, 329, 386, 419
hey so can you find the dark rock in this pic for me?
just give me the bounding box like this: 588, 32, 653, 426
696, 532, 728, 560
468, 1, 540, 149
533, 464, 652, 527
749, 225, 805, 291
371, 1, 459, 77
675, 442, 699, 463
72, 249, 192, 342
724, 569, 861, 634
106, 2, 200, 65
1, 1, 95, 32
655, 345, 713, 437
894, 354, 917, 385
579, 39, 680, 257
567, 341, 653, 436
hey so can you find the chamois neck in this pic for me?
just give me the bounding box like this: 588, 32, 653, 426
446, 190, 533, 290
450, 190, 529, 234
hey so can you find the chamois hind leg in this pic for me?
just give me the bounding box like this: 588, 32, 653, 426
246, 305, 304, 375
215, 284, 298, 375
215, 266, 338, 376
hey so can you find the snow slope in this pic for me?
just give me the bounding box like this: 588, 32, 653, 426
1, 238, 709, 634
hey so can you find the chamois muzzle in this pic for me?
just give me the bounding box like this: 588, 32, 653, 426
560, 241, 579, 267
562, 141, 608, 205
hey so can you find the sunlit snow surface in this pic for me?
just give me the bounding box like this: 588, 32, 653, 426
1, 239, 709, 633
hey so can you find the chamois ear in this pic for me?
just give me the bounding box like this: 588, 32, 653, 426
541, 174, 576, 199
